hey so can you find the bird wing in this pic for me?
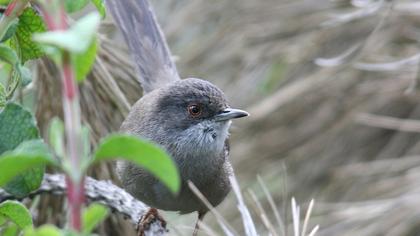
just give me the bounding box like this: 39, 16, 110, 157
106, 0, 181, 94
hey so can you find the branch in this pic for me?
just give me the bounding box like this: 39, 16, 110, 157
0, 174, 167, 236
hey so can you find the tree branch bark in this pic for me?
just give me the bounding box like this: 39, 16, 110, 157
0, 174, 167, 236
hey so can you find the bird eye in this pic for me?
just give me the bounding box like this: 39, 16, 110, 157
188, 104, 202, 117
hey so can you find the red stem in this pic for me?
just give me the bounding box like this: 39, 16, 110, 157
40, 9, 55, 29
62, 52, 76, 102
1, 0, 85, 231
39, 1, 85, 232
4, 0, 17, 16
66, 177, 85, 231
61, 51, 84, 231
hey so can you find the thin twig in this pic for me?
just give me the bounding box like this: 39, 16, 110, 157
247, 189, 278, 236
321, 0, 384, 27
308, 225, 319, 236
301, 199, 314, 236
355, 113, 420, 133
316, 0, 394, 68
229, 175, 258, 236
188, 181, 237, 236
257, 175, 286, 236
291, 198, 300, 236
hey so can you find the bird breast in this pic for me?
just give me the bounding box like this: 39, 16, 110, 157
165, 120, 231, 181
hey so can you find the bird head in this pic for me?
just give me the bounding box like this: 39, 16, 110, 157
142, 78, 249, 157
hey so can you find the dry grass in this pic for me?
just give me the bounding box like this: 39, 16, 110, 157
154, 0, 420, 235
187, 173, 318, 236
32, 0, 420, 235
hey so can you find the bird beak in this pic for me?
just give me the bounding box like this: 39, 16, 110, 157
215, 108, 249, 122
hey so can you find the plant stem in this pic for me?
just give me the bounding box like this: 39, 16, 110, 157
65, 176, 85, 231
1, 0, 86, 231
61, 50, 84, 231
0, 0, 28, 41
39, 1, 85, 231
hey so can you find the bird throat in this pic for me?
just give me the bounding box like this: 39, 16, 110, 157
166, 120, 231, 182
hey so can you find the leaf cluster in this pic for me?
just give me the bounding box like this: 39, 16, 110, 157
0, 0, 180, 235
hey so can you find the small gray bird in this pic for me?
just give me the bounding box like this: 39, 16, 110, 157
106, 0, 248, 234
117, 78, 248, 232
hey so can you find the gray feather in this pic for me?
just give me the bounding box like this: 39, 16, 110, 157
117, 79, 233, 214
105, 0, 180, 93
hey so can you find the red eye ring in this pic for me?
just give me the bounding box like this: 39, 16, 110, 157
188, 104, 202, 117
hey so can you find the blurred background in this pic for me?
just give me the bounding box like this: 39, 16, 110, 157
34, 0, 420, 235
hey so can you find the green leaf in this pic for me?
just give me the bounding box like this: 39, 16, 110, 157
94, 134, 180, 194
9, 8, 46, 62
0, 83, 6, 108
82, 203, 109, 233
33, 12, 100, 53
48, 118, 65, 159
24, 225, 62, 236
2, 223, 19, 236
0, 103, 51, 197
73, 39, 97, 82
0, 201, 33, 229
0, 45, 19, 66
65, 0, 89, 13
38, 45, 61, 65
91, 0, 106, 18
0, 140, 54, 193
17, 65, 32, 86
4, 166, 44, 198
0, 215, 6, 225
0, 18, 18, 42
6, 69, 20, 99
0, 46, 32, 95
0, 60, 12, 83
0, 103, 39, 154
80, 125, 91, 170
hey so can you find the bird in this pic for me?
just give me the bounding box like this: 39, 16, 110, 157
106, 0, 248, 234
117, 78, 248, 234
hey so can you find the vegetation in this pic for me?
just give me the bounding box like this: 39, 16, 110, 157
2, 0, 419, 235
0, 0, 179, 235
